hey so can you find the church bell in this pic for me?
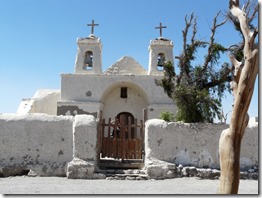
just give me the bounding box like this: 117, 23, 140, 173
157, 53, 165, 66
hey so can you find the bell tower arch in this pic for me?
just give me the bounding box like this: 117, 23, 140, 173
74, 20, 102, 74
148, 22, 174, 75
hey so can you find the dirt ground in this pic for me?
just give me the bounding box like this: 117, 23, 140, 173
0, 176, 258, 195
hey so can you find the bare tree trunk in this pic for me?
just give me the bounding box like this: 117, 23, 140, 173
217, 0, 258, 194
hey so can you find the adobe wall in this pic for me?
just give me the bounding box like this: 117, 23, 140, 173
59, 74, 176, 119
0, 114, 257, 178
17, 89, 61, 115
145, 119, 258, 171
0, 114, 73, 177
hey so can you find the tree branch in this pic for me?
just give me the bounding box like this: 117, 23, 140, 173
228, 54, 243, 77
191, 18, 197, 44
178, 12, 195, 81
204, 69, 232, 89
229, 0, 240, 10
248, 4, 258, 23
182, 12, 194, 55
249, 27, 258, 49
242, 0, 251, 13
202, 11, 227, 72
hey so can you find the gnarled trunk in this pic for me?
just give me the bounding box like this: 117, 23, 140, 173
217, 0, 258, 194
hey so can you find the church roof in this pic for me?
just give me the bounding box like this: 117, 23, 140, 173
103, 56, 147, 75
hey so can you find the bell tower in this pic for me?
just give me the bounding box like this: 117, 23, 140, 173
148, 22, 174, 75
74, 20, 102, 74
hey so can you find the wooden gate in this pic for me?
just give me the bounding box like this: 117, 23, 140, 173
98, 111, 146, 164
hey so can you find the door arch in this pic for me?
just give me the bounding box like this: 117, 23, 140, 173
116, 112, 134, 124
100, 81, 149, 122
116, 112, 135, 138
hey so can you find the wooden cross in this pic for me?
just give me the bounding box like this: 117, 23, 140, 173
87, 20, 99, 35
155, 22, 167, 37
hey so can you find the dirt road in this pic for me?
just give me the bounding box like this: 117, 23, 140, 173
0, 176, 258, 195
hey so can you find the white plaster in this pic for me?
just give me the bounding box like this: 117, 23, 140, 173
240, 157, 253, 170
73, 115, 97, 162
102, 84, 148, 121
248, 117, 258, 128
145, 119, 258, 170
74, 36, 102, 74
174, 150, 192, 166
197, 149, 214, 168
0, 114, 73, 176
17, 99, 34, 114
148, 38, 174, 75
66, 157, 95, 179
17, 89, 60, 115
60, 74, 175, 119
57, 35, 176, 119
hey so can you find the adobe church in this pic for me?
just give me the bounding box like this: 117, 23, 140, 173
18, 20, 176, 121
2, 21, 258, 179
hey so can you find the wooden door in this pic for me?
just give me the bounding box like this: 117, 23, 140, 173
99, 114, 144, 160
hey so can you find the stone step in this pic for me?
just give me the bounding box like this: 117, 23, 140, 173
94, 166, 259, 180
95, 169, 149, 180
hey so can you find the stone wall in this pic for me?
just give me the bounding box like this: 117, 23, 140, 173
0, 114, 73, 177
145, 119, 258, 171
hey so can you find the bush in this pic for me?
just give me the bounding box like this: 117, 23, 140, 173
159, 111, 175, 122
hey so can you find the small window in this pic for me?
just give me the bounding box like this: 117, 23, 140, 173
120, 87, 127, 98
84, 51, 93, 70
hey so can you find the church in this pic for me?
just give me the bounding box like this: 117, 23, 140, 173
2, 21, 258, 179
18, 20, 176, 122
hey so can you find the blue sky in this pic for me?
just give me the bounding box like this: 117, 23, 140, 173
0, 0, 259, 122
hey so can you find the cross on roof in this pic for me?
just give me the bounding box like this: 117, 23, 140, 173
155, 22, 167, 37
87, 20, 99, 35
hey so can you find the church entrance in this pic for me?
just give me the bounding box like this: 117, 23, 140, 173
97, 110, 146, 169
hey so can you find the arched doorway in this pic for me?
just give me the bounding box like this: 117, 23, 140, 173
116, 112, 135, 139
117, 112, 134, 123
98, 82, 148, 168
100, 81, 149, 122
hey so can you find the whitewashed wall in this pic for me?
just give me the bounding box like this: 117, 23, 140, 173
1, 114, 257, 177
17, 89, 60, 115
0, 114, 73, 176
102, 86, 148, 121
59, 74, 176, 119
145, 119, 258, 170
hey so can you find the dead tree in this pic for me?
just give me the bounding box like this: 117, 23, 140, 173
217, 0, 258, 194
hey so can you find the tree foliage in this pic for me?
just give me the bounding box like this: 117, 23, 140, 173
159, 111, 175, 122
157, 1, 257, 123
157, 11, 232, 123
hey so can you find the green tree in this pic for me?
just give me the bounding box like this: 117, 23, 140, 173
157, 11, 231, 123
159, 111, 175, 122
157, 1, 257, 123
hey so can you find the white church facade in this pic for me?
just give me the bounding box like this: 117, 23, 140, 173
1, 22, 258, 179
18, 23, 176, 122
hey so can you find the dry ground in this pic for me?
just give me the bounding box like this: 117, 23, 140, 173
0, 176, 258, 195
